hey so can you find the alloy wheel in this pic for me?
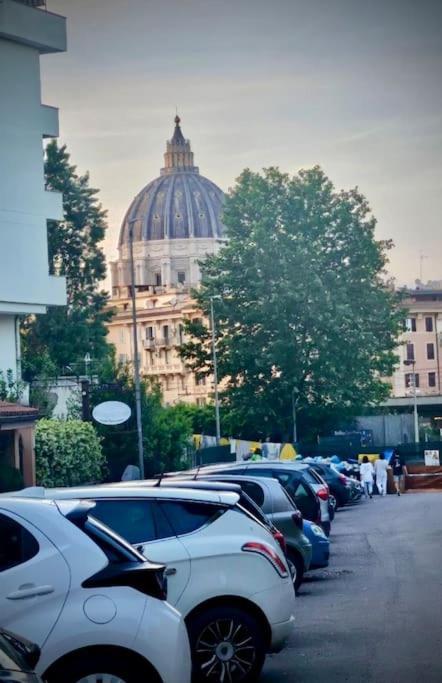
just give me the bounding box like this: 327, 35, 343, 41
195, 617, 256, 681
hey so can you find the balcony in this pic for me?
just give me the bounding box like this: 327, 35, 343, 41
143, 334, 186, 349
0, 0, 67, 54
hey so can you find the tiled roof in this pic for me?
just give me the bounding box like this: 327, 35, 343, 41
0, 402, 39, 417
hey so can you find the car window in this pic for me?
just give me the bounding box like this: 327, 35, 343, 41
152, 503, 176, 540
294, 482, 311, 501
0, 513, 39, 572
271, 471, 300, 500
300, 469, 320, 486
246, 467, 274, 478
92, 499, 156, 545
158, 501, 222, 536
272, 486, 297, 513
238, 481, 265, 508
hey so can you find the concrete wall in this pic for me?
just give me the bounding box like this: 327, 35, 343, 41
0, 316, 18, 377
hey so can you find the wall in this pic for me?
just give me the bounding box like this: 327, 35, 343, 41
0, 315, 18, 377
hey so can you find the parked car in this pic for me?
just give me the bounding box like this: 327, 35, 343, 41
302, 520, 330, 570
0, 497, 191, 683
175, 474, 312, 592
294, 464, 332, 535
308, 462, 352, 508
0, 629, 41, 683
25, 484, 296, 683
184, 462, 327, 533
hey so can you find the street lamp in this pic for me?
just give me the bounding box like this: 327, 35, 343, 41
209, 296, 221, 445
128, 218, 145, 478
404, 359, 419, 444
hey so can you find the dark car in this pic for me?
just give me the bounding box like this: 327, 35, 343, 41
189, 462, 323, 528
308, 462, 352, 508
0, 629, 41, 683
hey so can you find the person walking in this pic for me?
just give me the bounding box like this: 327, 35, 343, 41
360, 456, 375, 499
374, 453, 389, 496
390, 449, 404, 496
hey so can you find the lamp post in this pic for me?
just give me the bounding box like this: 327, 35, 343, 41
291, 387, 298, 444
404, 359, 419, 444
209, 296, 221, 445
128, 218, 145, 478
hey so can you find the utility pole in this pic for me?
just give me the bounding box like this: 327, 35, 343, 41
128, 218, 145, 478
291, 387, 298, 444
404, 359, 419, 443
210, 296, 221, 445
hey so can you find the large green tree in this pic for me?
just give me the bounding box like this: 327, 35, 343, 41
22, 141, 113, 379
181, 166, 403, 441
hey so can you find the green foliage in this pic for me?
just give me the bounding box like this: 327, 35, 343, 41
0, 464, 24, 493
181, 166, 404, 441
89, 363, 193, 480
21, 141, 114, 380
0, 369, 25, 402
35, 419, 105, 487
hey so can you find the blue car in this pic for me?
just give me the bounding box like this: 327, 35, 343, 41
303, 519, 330, 569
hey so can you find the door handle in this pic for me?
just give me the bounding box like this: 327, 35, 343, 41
164, 567, 177, 577
7, 584, 54, 600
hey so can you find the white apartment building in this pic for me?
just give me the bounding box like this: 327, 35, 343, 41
0, 0, 67, 381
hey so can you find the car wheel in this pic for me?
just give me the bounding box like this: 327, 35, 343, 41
287, 550, 304, 593
45, 652, 155, 683
188, 605, 266, 683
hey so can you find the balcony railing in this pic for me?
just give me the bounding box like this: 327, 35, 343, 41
143, 334, 187, 349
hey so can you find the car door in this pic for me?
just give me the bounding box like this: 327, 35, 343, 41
269, 470, 319, 522
0, 510, 70, 648
91, 498, 191, 607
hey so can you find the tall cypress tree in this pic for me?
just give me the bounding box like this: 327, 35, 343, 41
22, 141, 113, 378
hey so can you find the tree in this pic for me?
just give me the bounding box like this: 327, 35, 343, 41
181, 166, 404, 441
21, 141, 113, 380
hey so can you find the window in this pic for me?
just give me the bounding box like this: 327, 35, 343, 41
164, 350, 170, 365
178, 324, 184, 344
92, 500, 156, 545
177, 271, 186, 285
427, 343, 435, 360
0, 514, 39, 572
196, 375, 206, 386
425, 317, 434, 332
236, 481, 265, 508
406, 343, 414, 361
196, 397, 206, 406
163, 325, 169, 341
154, 272, 162, 287
119, 328, 125, 343
146, 326, 154, 340
405, 373, 419, 388
406, 318, 417, 332
159, 501, 222, 536
429, 372, 436, 388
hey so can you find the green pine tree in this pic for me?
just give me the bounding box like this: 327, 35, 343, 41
22, 141, 113, 379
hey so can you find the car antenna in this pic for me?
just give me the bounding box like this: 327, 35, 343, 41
154, 469, 165, 487
193, 465, 201, 480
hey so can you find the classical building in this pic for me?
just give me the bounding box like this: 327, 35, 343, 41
108, 116, 226, 404
0, 0, 67, 484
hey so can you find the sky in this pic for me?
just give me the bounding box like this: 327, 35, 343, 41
41, 0, 442, 288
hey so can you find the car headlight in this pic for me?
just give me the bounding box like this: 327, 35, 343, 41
310, 524, 327, 538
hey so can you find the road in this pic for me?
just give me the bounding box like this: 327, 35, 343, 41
262, 492, 442, 682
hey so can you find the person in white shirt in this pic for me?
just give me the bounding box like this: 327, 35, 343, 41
374, 453, 389, 496
360, 456, 375, 499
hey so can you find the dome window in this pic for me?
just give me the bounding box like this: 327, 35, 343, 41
154, 214, 160, 220
176, 213, 182, 219
199, 212, 205, 219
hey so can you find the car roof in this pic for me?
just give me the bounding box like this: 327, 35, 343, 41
195, 474, 280, 489
10, 485, 240, 507
114, 479, 243, 494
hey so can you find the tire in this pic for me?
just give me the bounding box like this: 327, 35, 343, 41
45, 651, 156, 683
287, 549, 304, 593
188, 605, 266, 683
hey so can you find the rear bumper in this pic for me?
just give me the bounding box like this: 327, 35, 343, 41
269, 615, 296, 652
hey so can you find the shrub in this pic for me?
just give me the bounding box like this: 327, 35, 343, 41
0, 464, 24, 493
35, 419, 105, 487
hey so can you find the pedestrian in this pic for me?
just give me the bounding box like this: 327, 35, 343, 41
360, 456, 375, 499
390, 449, 405, 496
374, 453, 389, 496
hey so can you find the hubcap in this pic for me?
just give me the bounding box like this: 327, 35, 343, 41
288, 559, 297, 587
76, 675, 126, 683
195, 618, 256, 681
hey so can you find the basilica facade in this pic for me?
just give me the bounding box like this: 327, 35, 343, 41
107, 117, 226, 404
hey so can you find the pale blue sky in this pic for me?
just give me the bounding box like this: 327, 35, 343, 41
42, 0, 442, 286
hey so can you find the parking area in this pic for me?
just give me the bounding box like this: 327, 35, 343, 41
263, 492, 442, 682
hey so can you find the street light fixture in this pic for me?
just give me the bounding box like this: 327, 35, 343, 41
404, 358, 419, 444
128, 218, 145, 478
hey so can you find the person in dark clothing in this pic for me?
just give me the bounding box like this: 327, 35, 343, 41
390, 450, 404, 496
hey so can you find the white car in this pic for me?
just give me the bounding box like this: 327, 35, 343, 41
0, 496, 191, 683
28, 482, 296, 683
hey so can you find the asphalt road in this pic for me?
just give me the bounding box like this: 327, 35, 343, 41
262, 492, 442, 683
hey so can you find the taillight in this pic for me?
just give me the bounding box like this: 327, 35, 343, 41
273, 529, 287, 555
292, 511, 303, 530
242, 541, 288, 578
317, 486, 329, 501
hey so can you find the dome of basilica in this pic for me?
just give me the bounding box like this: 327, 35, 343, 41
119, 116, 225, 245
